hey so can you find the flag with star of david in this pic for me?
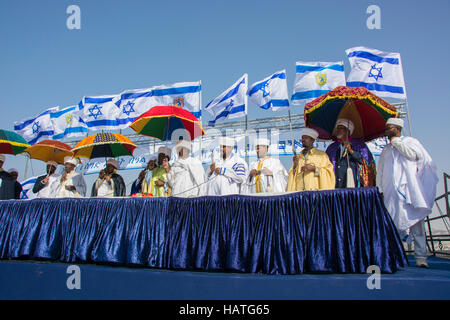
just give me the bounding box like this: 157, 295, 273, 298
204, 74, 248, 127
76, 94, 122, 130
20, 176, 38, 200
114, 81, 202, 128
248, 69, 289, 111
345, 46, 406, 99
13, 106, 59, 144
51, 105, 87, 140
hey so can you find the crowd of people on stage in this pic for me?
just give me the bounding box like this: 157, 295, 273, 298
0, 118, 439, 267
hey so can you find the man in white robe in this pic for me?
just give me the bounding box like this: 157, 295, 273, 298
246, 138, 288, 194
32, 160, 60, 198
206, 136, 248, 195
377, 118, 438, 268
166, 140, 206, 197
56, 156, 87, 198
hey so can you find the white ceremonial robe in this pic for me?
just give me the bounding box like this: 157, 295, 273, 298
245, 156, 288, 194
206, 153, 248, 196
96, 179, 114, 197
56, 171, 87, 198
36, 174, 60, 198
167, 157, 206, 197
377, 136, 438, 231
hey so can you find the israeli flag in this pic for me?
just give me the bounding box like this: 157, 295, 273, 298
291, 61, 346, 105
248, 70, 289, 111
20, 176, 38, 200
345, 46, 406, 99
115, 81, 202, 127
51, 105, 87, 140
205, 74, 248, 126
76, 95, 121, 131
14, 106, 59, 144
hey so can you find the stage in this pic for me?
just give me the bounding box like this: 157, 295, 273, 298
0, 255, 449, 299
0, 187, 407, 275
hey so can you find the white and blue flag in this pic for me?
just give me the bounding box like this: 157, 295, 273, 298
204, 74, 248, 126
345, 46, 406, 99
20, 176, 38, 200
291, 61, 346, 105
14, 106, 59, 144
51, 105, 87, 140
115, 81, 202, 127
248, 70, 289, 111
76, 95, 121, 131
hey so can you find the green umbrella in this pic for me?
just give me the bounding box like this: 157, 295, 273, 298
0, 129, 30, 155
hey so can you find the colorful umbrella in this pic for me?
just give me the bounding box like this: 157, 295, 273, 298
24, 140, 73, 164
304, 86, 398, 141
72, 132, 137, 159
130, 105, 205, 141
0, 129, 30, 155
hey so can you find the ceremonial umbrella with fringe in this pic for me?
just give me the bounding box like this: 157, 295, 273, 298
0, 129, 30, 155
24, 139, 73, 164
130, 105, 205, 141
304, 86, 398, 141
71, 132, 137, 160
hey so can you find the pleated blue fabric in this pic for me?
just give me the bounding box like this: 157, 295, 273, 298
0, 187, 407, 274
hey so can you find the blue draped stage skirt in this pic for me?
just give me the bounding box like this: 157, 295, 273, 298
0, 187, 407, 274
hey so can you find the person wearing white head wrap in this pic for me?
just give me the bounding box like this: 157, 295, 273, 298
206, 136, 248, 195
377, 117, 438, 268
55, 156, 86, 198
245, 138, 288, 194
91, 159, 126, 197
32, 161, 60, 198
166, 139, 206, 197
287, 128, 335, 191
326, 118, 377, 189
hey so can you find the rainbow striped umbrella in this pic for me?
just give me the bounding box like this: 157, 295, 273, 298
0, 129, 30, 155
304, 86, 398, 141
130, 105, 205, 141
72, 132, 137, 159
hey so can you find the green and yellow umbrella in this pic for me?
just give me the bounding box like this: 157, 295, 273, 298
0, 129, 30, 155
71, 132, 137, 160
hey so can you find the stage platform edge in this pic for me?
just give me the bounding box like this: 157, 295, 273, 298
0, 255, 449, 300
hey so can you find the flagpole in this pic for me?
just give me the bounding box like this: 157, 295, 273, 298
199, 80, 203, 163
288, 109, 296, 155
404, 98, 413, 136
24, 155, 29, 180
245, 115, 249, 164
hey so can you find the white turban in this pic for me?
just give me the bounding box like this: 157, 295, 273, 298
107, 158, 120, 169
175, 139, 192, 152
218, 136, 235, 147
255, 138, 270, 146
46, 160, 58, 168
158, 146, 172, 158
0, 154, 5, 162
64, 156, 78, 166
8, 168, 18, 174
386, 118, 404, 128
335, 118, 355, 135
301, 128, 319, 140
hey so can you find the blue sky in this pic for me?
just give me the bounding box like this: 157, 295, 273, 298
1, 0, 449, 198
